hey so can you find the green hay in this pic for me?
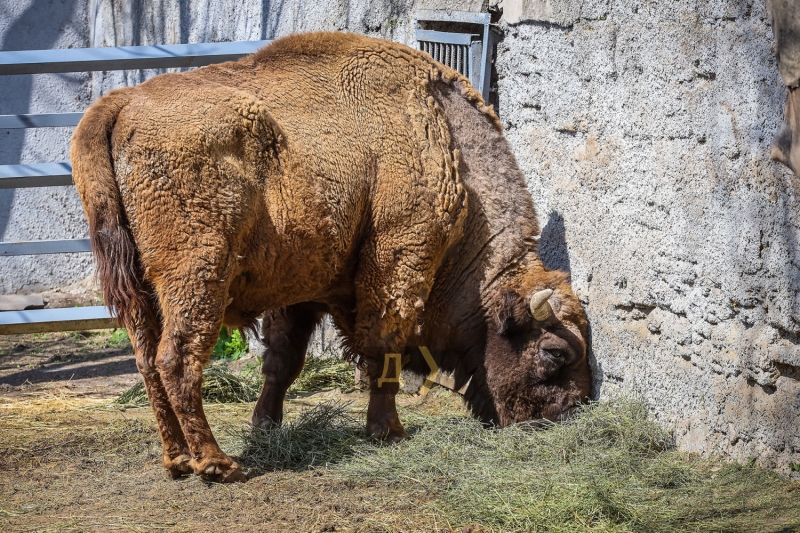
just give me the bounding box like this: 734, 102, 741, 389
114, 363, 261, 407
326, 399, 799, 533
202, 364, 261, 403
287, 355, 355, 395
114, 381, 149, 407
237, 400, 362, 471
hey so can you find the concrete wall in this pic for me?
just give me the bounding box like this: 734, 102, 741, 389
2, 0, 798, 475
494, 0, 800, 475
0, 0, 92, 293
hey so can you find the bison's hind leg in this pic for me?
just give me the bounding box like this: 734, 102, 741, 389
153, 268, 246, 483
251, 303, 326, 429
127, 293, 192, 478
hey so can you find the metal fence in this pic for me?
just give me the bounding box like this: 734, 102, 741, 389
0, 40, 270, 334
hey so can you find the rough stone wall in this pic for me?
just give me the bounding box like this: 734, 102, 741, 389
2, 0, 798, 475
87, 0, 421, 95
495, 0, 800, 475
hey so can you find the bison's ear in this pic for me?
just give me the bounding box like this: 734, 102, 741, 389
494, 289, 528, 334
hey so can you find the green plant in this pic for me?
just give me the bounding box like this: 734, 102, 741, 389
212, 326, 248, 361
242, 356, 263, 378
108, 328, 130, 347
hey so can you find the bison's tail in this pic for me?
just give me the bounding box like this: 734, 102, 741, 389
70, 89, 149, 331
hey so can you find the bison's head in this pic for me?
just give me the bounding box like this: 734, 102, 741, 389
480, 269, 591, 426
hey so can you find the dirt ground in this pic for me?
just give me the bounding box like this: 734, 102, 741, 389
0, 330, 466, 533
0, 330, 140, 400
5, 331, 800, 533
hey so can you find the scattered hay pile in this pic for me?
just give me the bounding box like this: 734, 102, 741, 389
115, 364, 261, 407
238, 400, 361, 471
0, 414, 159, 470
237, 399, 800, 532
115, 353, 354, 407
287, 356, 355, 395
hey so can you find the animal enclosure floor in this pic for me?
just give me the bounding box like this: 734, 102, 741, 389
0, 396, 461, 532
0, 330, 140, 400
0, 330, 467, 532
2, 331, 800, 532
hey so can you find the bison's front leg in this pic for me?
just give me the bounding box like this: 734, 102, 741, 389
154, 279, 246, 483
362, 355, 407, 442
354, 206, 456, 441
252, 304, 325, 429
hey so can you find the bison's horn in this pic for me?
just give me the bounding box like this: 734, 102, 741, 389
530, 289, 555, 321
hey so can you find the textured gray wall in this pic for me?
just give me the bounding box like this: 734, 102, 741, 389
0, 0, 92, 293
496, 0, 800, 475
87, 0, 418, 95
1, 0, 798, 475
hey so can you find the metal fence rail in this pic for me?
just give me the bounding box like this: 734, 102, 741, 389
0, 41, 271, 75
0, 163, 73, 189
0, 39, 270, 334
0, 306, 115, 335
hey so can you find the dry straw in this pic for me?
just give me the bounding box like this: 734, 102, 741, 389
114, 355, 354, 407
236, 398, 800, 532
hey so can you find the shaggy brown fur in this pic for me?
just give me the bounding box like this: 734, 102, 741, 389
71, 32, 591, 483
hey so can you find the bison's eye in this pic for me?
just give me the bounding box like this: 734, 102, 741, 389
538, 332, 579, 366
540, 348, 566, 365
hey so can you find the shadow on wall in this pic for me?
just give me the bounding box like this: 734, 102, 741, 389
539, 211, 571, 274
538, 211, 601, 397
0, 0, 80, 240
261, 0, 287, 39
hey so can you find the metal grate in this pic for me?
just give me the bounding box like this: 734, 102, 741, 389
417, 30, 479, 82
415, 11, 493, 102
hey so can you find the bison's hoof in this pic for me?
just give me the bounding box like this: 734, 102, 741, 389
196, 459, 247, 483
251, 415, 279, 430
366, 421, 408, 443
164, 453, 192, 479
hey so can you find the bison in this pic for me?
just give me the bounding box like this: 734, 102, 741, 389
71, 32, 591, 483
